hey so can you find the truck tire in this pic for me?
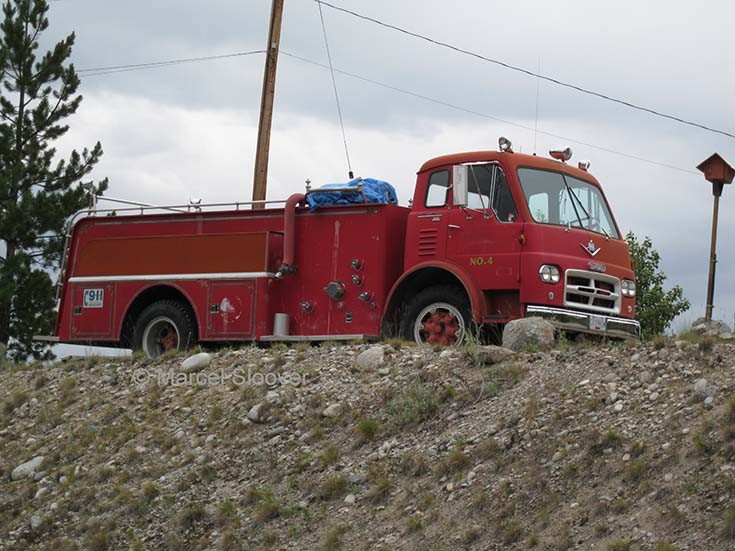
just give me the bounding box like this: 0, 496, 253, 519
133, 300, 196, 358
399, 285, 472, 346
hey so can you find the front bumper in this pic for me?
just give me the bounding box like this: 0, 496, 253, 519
526, 305, 640, 339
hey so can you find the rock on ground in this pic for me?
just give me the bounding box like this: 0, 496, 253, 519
502, 317, 556, 351
181, 352, 212, 373
322, 403, 343, 418
11, 456, 44, 481
691, 318, 734, 339
247, 402, 268, 423
473, 345, 515, 365
355, 345, 385, 370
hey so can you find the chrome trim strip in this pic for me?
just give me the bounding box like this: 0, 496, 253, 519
68, 272, 275, 283
32, 335, 60, 343
526, 305, 640, 339
259, 334, 375, 342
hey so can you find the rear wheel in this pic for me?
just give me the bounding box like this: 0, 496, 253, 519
399, 285, 472, 346
133, 300, 196, 358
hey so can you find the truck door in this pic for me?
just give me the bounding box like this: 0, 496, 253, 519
406, 170, 450, 265
446, 162, 522, 292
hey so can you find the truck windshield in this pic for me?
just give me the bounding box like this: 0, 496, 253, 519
518, 168, 620, 239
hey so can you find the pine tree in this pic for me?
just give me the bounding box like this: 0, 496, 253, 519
0, 0, 107, 360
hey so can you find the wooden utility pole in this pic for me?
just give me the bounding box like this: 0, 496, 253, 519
252, 0, 284, 209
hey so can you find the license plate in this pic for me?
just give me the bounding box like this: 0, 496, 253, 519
589, 314, 607, 332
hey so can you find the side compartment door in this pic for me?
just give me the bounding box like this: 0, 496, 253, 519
206, 280, 256, 338
70, 284, 115, 339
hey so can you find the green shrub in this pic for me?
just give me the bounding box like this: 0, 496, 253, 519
355, 418, 379, 442
626, 232, 690, 338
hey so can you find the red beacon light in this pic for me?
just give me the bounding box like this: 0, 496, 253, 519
549, 146, 573, 162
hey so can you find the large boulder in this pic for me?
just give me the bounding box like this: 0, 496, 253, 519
691, 318, 733, 340
502, 318, 556, 352
355, 346, 385, 370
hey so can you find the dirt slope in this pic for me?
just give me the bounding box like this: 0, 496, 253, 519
1, 338, 734, 550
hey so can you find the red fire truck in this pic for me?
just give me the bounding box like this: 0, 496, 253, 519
50, 138, 640, 357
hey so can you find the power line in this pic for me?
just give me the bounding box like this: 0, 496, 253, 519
314, 0, 735, 141
279, 51, 698, 175
69, 47, 698, 174
77, 50, 266, 77
317, 1, 353, 178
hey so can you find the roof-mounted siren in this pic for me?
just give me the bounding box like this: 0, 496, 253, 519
189, 196, 202, 211
578, 160, 591, 172
549, 146, 573, 163
498, 136, 513, 153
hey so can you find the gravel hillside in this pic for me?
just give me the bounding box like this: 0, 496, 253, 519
1, 338, 734, 550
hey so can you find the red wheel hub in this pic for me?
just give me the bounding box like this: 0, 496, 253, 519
419, 309, 461, 345
158, 327, 179, 351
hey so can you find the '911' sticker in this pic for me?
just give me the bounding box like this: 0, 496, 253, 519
83, 289, 104, 308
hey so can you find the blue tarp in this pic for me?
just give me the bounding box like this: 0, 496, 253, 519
306, 178, 398, 210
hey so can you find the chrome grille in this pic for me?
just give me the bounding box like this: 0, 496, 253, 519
564, 269, 621, 315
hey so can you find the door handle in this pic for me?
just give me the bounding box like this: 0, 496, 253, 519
448, 224, 461, 229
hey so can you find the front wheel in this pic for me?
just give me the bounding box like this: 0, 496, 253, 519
399, 285, 472, 346
133, 300, 196, 358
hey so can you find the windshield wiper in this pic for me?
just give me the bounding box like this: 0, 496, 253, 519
562, 176, 590, 228
563, 178, 611, 238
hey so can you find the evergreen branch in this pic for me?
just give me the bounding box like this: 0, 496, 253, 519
0, 109, 17, 125
20, 86, 65, 148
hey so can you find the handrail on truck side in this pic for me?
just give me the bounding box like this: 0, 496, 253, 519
54, 183, 370, 304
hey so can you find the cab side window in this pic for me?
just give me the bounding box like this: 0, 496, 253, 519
467, 164, 518, 222
491, 168, 518, 222
425, 170, 449, 208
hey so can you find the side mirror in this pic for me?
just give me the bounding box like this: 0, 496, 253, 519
452, 165, 468, 207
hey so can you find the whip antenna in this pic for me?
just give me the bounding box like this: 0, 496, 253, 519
533, 56, 541, 155
317, 1, 354, 179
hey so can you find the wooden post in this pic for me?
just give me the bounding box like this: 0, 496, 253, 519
705, 182, 723, 321
252, 0, 284, 209
696, 153, 734, 321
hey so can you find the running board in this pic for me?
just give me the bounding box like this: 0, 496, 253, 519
259, 334, 377, 342
33, 335, 60, 343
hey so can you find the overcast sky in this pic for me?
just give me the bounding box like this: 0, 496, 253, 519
41, 0, 735, 331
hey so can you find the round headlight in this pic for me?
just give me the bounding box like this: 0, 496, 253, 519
622, 279, 636, 297
539, 265, 561, 284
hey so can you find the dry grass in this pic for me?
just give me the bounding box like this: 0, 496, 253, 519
177, 502, 208, 529
367, 478, 393, 503
321, 524, 350, 551
386, 380, 441, 428
317, 475, 349, 501
355, 418, 380, 442
723, 507, 735, 541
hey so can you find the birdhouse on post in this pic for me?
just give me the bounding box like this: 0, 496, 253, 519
696, 152, 734, 321
697, 153, 735, 197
